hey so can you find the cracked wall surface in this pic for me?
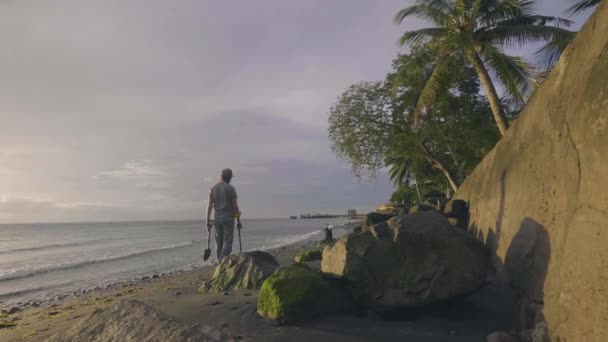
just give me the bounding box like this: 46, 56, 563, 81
454, 2, 608, 341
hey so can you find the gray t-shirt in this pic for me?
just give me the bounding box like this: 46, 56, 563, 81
210, 181, 237, 219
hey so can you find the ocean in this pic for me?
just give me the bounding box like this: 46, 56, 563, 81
0, 218, 342, 308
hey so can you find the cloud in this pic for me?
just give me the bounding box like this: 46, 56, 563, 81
97, 159, 170, 189
0, 0, 589, 223
0, 195, 115, 223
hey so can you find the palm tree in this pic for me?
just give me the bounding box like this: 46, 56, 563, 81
565, 0, 600, 16
394, 0, 573, 136
386, 153, 423, 203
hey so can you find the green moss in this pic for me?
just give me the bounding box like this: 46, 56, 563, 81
257, 265, 331, 322
294, 249, 322, 263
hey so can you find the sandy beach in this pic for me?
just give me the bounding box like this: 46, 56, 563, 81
0, 236, 520, 342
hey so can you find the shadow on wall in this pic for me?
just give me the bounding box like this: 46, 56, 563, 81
505, 218, 551, 342
468, 170, 552, 341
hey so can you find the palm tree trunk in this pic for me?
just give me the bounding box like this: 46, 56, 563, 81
432, 161, 459, 193
467, 52, 510, 136
418, 143, 459, 193
410, 168, 423, 203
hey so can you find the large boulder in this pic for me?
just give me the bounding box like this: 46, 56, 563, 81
47, 300, 223, 341
408, 204, 436, 214
362, 212, 395, 231
322, 211, 490, 310
199, 251, 279, 293
257, 263, 351, 324
443, 199, 468, 229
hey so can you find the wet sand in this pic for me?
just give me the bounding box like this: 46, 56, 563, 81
0, 240, 519, 341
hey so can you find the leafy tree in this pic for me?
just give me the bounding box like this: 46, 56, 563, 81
565, 0, 600, 16
394, 0, 573, 135
328, 81, 397, 177
390, 185, 420, 205
328, 51, 500, 193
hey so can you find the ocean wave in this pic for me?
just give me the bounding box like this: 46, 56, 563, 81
255, 229, 323, 251
0, 240, 200, 282
0, 237, 142, 255
177, 229, 324, 271
0, 283, 66, 301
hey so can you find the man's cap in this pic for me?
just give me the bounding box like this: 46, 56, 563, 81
221, 168, 233, 177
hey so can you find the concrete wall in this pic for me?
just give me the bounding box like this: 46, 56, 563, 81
454, 2, 608, 341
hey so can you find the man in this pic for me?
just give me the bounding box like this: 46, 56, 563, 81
206, 168, 242, 261
323, 224, 334, 244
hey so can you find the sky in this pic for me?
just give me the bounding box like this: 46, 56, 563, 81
0, 0, 592, 223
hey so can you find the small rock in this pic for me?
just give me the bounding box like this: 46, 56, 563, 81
152, 274, 160, 279
207, 300, 222, 306
7, 307, 21, 315
141, 276, 150, 281
223, 292, 230, 296
242, 293, 252, 297
174, 292, 182, 296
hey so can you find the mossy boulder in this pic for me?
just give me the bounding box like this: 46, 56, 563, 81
199, 251, 279, 293
322, 211, 489, 310
257, 264, 351, 324
294, 249, 322, 262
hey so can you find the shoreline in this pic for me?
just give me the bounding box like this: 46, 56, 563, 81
0, 229, 520, 342
0, 238, 321, 341
0, 222, 357, 313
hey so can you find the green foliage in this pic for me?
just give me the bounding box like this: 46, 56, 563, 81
394, 0, 574, 130
294, 249, 322, 262
328, 49, 500, 194
565, 0, 600, 16
328, 81, 397, 177
390, 185, 419, 205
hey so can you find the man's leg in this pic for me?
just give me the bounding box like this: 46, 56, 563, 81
214, 221, 225, 261
219, 218, 235, 259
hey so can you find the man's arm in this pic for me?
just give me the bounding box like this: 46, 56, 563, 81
232, 187, 242, 228
206, 189, 214, 230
